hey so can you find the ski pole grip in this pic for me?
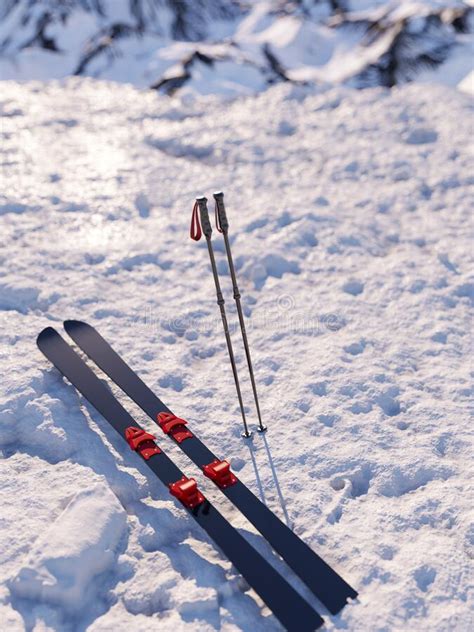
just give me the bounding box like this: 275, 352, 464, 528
213, 191, 229, 232
195, 196, 212, 239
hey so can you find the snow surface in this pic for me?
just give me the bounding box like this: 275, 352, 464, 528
0, 77, 473, 631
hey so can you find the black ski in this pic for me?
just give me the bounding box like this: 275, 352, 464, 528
37, 327, 323, 632
64, 320, 357, 613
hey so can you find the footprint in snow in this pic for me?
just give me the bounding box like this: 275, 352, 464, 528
350, 400, 373, 415
453, 282, 474, 306
146, 136, 214, 163
376, 465, 453, 498
158, 374, 184, 392
464, 524, 474, 560
330, 467, 372, 498
314, 195, 329, 207
162, 335, 176, 345
308, 382, 327, 396
327, 467, 372, 523
434, 433, 450, 456
438, 253, 460, 275
244, 217, 269, 233
414, 566, 436, 592
135, 193, 151, 218
0, 201, 29, 215
230, 457, 245, 471
194, 388, 214, 399
309, 412, 339, 434
379, 546, 396, 561
317, 413, 339, 427
431, 331, 448, 344
377, 393, 401, 417
343, 340, 366, 356
342, 280, 364, 296
295, 399, 311, 413
281, 219, 319, 249
403, 128, 438, 145
250, 254, 300, 290
276, 211, 294, 227
191, 345, 217, 359
277, 120, 296, 136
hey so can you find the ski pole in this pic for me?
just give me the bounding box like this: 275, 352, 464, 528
191, 196, 252, 438
213, 192, 267, 433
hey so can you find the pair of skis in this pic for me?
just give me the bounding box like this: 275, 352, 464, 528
38, 321, 357, 630
191, 193, 266, 437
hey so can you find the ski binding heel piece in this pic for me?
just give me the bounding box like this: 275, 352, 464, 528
125, 427, 161, 460
169, 476, 205, 509
157, 412, 193, 443
203, 459, 238, 489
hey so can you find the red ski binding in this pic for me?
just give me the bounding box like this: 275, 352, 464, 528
203, 459, 238, 489
169, 476, 205, 509
157, 412, 193, 443
125, 426, 161, 460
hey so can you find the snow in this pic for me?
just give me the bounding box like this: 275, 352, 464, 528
0, 1, 472, 94
0, 74, 473, 631
10, 483, 126, 612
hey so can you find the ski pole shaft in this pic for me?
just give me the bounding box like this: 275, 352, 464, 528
213, 192, 267, 433
194, 197, 252, 438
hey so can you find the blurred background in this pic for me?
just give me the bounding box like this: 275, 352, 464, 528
1, 0, 473, 95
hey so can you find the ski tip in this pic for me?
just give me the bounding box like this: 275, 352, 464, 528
64, 320, 90, 333
36, 326, 59, 347
213, 191, 224, 199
